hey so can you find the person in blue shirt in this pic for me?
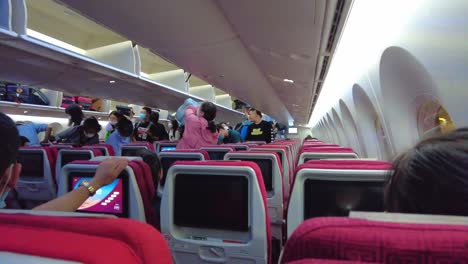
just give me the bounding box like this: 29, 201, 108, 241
217, 123, 242, 144
16, 122, 53, 146
106, 117, 133, 155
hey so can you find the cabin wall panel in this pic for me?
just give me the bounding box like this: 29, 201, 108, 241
312, 0, 468, 159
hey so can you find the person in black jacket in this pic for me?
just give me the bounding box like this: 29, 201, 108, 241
245, 108, 272, 143
146, 112, 169, 142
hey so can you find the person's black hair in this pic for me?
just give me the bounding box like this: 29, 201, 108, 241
19, 136, 30, 146
142, 107, 152, 115
200, 102, 217, 133
216, 124, 224, 132
171, 119, 179, 138
65, 104, 84, 127
82, 117, 102, 132
135, 149, 161, 190
149, 112, 159, 124
178, 125, 185, 139
249, 108, 262, 118
0, 113, 20, 176
109, 110, 124, 120
116, 117, 133, 138
385, 127, 468, 216
304, 135, 314, 140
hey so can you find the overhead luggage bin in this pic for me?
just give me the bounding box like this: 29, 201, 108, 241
0, 1, 243, 123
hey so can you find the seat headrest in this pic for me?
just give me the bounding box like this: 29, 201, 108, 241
0, 213, 172, 263
282, 217, 468, 263
162, 149, 210, 160
301, 160, 392, 170
300, 147, 354, 153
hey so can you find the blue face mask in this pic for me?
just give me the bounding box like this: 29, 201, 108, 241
0, 191, 9, 209
139, 113, 146, 120
0, 169, 13, 209
219, 134, 225, 141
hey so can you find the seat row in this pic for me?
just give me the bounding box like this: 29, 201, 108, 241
4, 138, 468, 263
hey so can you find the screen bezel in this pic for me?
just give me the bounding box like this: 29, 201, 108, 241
61, 152, 92, 167
173, 173, 250, 232
160, 156, 202, 186
68, 171, 129, 217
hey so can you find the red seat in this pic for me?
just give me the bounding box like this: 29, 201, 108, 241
165, 160, 272, 263
163, 149, 210, 160
126, 142, 155, 152
0, 213, 171, 263
281, 217, 468, 263
89, 143, 115, 156
127, 160, 158, 228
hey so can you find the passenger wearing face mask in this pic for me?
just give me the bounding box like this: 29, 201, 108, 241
106, 117, 133, 154
55, 117, 102, 146
104, 111, 123, 141
168, 119, 180, 141
0, 112, 128, 210
133, 107, 153, 142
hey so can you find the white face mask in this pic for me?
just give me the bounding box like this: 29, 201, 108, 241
84, 132, 96, 138
110, 120, 118, 125
168, 123, 173, 129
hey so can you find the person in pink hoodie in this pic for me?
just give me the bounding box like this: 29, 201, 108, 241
176, 100, 219, 149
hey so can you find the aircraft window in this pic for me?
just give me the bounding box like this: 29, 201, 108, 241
417, 101, 456, 138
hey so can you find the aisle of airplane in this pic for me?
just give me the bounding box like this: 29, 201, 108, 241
1, 0, 468, 263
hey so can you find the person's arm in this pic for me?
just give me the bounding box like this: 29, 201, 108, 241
34, 158, 128, 212
35, 123, 52, 143
55, 126, 75, 142
176, 98, 199, 125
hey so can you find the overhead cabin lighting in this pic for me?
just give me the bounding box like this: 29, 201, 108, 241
26, 29, 86, 55
109, 80, 116, 84
283, 79, 294, 83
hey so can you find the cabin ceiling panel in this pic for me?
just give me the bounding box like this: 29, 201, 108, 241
57, 0, 328, 124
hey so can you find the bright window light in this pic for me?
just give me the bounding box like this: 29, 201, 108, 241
26, 29, 86, 55
283, 79, 294, 83
308, 0, 422, 126
288, 127, 298, 134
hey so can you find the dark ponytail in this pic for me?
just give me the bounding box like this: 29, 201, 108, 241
200, 102, 217, 133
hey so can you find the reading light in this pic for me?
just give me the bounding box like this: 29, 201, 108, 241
109, 80, 116, 84
283, 79, 294, 83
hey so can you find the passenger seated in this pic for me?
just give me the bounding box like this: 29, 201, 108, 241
217, 123, 242, 144
135, 149, 162, 191
106, 118, 133, 155
385, 128, 468, 216
55, 117, 101, 146
135, 149, 163, 228
0, 112, 127, 211
176, 99, 218, 149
